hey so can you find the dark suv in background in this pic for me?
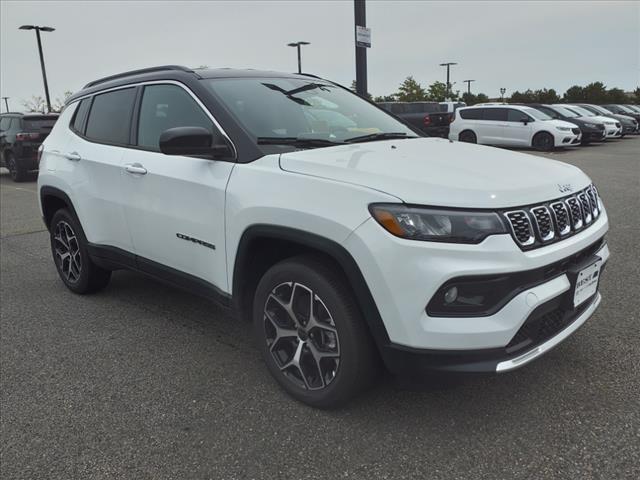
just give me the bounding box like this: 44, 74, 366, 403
378, 101, 453, 137
0, 112, 59, 181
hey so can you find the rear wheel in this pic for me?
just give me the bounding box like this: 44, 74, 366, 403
532, 132, 554, 151
253, 255, 377, 408
459, 130, 477, 143
50, 209, 111, 294
5, 153, 28, 182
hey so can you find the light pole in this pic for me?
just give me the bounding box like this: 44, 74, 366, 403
439, 62, 457, 99
463, 79, 475, 95
1, 97, 9, 112
19, 25, 55, 113
500, 88, 506, 102
287, 41, 310, 74
354, 0, 368, 97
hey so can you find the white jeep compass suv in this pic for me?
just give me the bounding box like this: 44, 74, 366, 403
38, 66, 609, 407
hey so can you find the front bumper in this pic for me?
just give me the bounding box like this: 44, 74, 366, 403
345, 208, 609, 374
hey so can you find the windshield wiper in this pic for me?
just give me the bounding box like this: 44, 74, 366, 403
344, 132, 417, 143
257, 137, 343, 148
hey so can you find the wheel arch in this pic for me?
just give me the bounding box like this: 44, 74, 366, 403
232, 224, 391, 350
532, 129, 556, 147
40, 186, 79, 231
458, 129, 477, 141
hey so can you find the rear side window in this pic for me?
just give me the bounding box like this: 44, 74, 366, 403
506, 109, 531, 122
459, 108, 482, 120
483, 108, 507, 121
85, 88, 136, 145
136, 84, 214, 150
71, 99, 92, 134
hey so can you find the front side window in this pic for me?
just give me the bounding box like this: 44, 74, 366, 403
204, 77, 414, 143
85, 88, 136, 145
0, 117, 10, 130
507, 109, 532, 122
523, 108, 551, 121
137, 84, 214, 150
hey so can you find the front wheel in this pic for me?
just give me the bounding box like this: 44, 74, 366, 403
532, 132, 555, 151
253, 255, 377, 408
50, 209, 112, 294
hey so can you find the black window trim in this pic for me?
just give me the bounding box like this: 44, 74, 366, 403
65, 80, 237, 160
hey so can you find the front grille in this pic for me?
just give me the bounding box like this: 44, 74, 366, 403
505, 211, 534, 245
550, 201, 571, 236
596, 124, 605, 130
530, 206, 554, 241
571, 127, 581, 135
506, 295, 596, 354
615, 122, 621, 128
503, 184, 602, 250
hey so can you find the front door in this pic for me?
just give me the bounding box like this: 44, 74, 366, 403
121, 83, 234, 293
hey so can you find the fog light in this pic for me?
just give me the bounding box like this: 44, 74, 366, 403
444, 286, 458, 304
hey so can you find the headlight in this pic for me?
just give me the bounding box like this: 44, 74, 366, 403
584, 123, 598, 128
556, 126, 571, 131
369, 204, 508, 243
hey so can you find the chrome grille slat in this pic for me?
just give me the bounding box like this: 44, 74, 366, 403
503, 185, 602, 250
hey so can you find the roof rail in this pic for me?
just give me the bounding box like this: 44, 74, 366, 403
83, 65, 195, 89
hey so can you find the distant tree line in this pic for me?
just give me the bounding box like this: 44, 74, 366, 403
352, 77, 640, 105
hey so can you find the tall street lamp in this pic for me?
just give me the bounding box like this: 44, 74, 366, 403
19, 25, 55, 113
500, 88, 506, 102
1, 97, 9, 112
463, 79, 475, 95
439, 62, 457, 99
287, 41, 310, 74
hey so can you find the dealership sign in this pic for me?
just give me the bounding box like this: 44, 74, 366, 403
356, 26, 371, 48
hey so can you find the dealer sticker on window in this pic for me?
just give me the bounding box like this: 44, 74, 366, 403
574, 260, 602, 307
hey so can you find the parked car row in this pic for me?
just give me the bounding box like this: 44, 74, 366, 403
447, 103, 639, 151
0, 112, 59, 181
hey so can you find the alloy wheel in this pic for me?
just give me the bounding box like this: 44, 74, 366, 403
53, 220, 82, 283
6, 155, 17, 180
263, 282, 340, 390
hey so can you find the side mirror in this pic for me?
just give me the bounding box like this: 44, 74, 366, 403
521, 118, 532, 124
159, 126, 233, 159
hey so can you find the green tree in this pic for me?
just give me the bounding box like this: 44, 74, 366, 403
632, 87, 640, 105
396, 76, 427, 102
605, 88, 628, 103
461, 92, 490, 106
563, 85, 585, 103
582, 82, 608, 103
536, 88, 560, 104
509, 89, 536, 104
373, 94, 397, 102
426, 81, 449, 102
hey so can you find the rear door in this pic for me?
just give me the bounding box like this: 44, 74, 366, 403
63, 88, 137, 255
503, 108, 534, 146
121, 82, 235, 292
479, 108, 507, 144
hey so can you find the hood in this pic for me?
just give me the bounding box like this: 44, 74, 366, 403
548, 119, 579, 129
592, 115, 620, 125
279, 138, 590, 208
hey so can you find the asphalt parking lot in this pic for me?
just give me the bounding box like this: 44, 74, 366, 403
1, 139, 639, 479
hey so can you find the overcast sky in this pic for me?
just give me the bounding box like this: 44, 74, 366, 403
1, 0, 638, 108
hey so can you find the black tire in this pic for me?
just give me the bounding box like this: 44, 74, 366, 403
49, 208, 111, 294
253, 255, 377, 408
459, 130, 477, 143
532, 132, 555, 151
6, 153, 28, 182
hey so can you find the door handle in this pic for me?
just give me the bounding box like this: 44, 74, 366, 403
124, 163, 147, 175
65, 151, 81, 161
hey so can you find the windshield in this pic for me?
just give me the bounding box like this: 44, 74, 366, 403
567, 105, 596, 117
204, 78, 415, 143
589, 105, 614, 116
551, 106, 580, 118
522, 107, 552, 120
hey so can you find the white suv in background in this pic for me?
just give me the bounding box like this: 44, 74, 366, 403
449, 104, 581, 150
38, 66, 609, 407
562, 105, 622, 138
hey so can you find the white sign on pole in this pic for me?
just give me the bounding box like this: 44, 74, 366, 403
356, 26, 371, 48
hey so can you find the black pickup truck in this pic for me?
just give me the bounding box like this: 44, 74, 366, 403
377, 101, 465, 137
